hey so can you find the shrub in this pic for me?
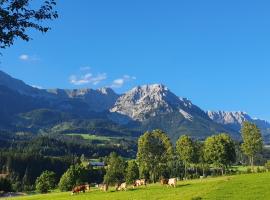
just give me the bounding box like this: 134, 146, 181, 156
265, 160, 270, 171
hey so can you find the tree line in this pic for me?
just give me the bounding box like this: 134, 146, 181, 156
0, 121, 265, 193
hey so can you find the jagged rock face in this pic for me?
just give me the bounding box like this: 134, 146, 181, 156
110, 84, 204, 121
207, 111, 252, 125
207, 111, 270, 139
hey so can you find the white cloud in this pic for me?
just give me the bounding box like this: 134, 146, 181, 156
111, 75, 136, 88
69, 72, 107, 86
19, 54, 40, 62
19, 54, 29, 61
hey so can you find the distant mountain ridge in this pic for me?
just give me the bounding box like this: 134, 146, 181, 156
0, 70, 269, 142
207, 111, 270, 141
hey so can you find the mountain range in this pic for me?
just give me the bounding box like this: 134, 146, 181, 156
0, 70, 269, 142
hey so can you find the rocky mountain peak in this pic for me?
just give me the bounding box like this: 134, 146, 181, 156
207, 111, 252, 125
110, 84, 204, 121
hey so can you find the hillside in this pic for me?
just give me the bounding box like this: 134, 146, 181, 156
0, 70, 269, 142
8, 173, 270, 200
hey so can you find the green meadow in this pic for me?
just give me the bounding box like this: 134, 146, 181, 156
66, 134, 112, 141
9, 172, 270, 200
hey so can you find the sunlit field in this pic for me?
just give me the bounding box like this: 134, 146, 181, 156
9, 172, 270, 200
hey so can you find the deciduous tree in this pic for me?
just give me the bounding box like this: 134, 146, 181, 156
137, 129, 173, 182
0, 0, 58, 50
241, 122, 263, 171
176, 135, 195, 178
125, 160, 139, 184
204, 134, 236, 175
104, 152, 126, 185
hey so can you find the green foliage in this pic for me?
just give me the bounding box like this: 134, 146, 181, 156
137, 129, 173, 182
125, 160, 139, 184
0, 178, 12, 192
35, 171, 56, 193
0, 0, 58, 49
58, 164, 87, 191
264, 160, 270, 171
204, 134, 236, 174
104, 152, 126, 185
176, 135, 195, 177
241, 122, 263, 168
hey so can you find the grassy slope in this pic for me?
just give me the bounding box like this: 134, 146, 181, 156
10, 173, 270, 200
66, 134, 112, 141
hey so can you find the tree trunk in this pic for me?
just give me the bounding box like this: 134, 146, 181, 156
184, 163, 187, 179
251, 156, 254, 173
202, 167, 205, 177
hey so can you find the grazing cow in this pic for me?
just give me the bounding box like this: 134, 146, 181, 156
99, 184, 108, 192
72, 185, 87, 195
134, 179, 141, 187
168, 178, 177, 188
140, 179, 146, 186
117, 182, 127, 191
160, 178, 169, 185
134, 179, 147, 187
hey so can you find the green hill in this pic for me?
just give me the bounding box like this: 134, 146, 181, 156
9, 172, 270, 200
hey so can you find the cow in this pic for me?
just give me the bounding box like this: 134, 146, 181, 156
134, 179, 147, 187
160, 178, 169, 185
99, 184, 109, 192
72, 185, 88, 195
116, 182, 127, 191
140, 179, 146, 186
168, 178, 177, 187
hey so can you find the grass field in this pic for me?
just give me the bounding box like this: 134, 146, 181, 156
8, 172, 270, 200
66, 134, 112, 141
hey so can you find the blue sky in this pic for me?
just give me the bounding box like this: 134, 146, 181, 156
0, 0, 270, 120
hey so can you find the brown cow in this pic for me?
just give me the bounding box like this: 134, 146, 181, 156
72, 185, 88, 195
160, 178, 169, 185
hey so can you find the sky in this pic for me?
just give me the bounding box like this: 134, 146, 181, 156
0, 0, 270, 120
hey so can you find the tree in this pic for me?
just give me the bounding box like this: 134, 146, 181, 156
104, 152, 126, 185
35, 171, 56, 193
176, 135, 195, 178
137, 130, 173, 183
204, 134, 236, 175
241, 122, 263, 171
125, 160, 139, 184
0, 0, 58, 50
58, 164, 87, 191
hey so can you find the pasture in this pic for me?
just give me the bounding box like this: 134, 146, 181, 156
66, 134, 112, 141
8, 172, 270, 200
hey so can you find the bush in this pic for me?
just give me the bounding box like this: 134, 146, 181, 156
35, 171, 56, 193
246, 167, 252, 174
265, 160, 270, 171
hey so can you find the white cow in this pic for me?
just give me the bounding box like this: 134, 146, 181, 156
168, 178, 177, 187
